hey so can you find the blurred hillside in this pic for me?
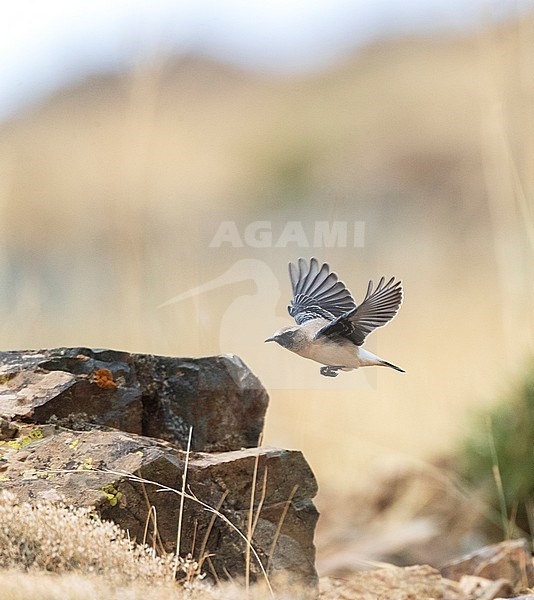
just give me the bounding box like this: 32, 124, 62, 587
0, 20, 532, 490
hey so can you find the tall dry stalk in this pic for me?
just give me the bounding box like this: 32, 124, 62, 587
246, 433, 263, 596
173, 426, 193, 578
478, 14, 534, 366
486, 416, 510, 539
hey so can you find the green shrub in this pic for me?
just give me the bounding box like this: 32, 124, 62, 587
458, 365, 534, 538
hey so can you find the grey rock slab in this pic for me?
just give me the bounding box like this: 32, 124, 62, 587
0, 348, 269, 452
0, 426, 318, 587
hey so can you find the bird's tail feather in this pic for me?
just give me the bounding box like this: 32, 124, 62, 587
380, 360, 405, 373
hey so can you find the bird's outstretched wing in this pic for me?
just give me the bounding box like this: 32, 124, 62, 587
315, 276, 402, 345
288, 258, 356, 325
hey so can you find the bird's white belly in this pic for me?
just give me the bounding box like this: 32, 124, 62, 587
297, 339, 361, 369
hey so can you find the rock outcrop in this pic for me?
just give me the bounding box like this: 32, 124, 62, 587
441, 539, 534, 590
319, 565, 444, 600
0, 348, 268, 452
0, 348, 318, 588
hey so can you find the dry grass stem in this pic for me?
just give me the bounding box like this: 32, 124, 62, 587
486, 417, 510, 539
198, 490, 229, 572
246, 434, 263, 595
174, 426, 193, 578
251, 467, 269, 538
267, 484, 299, 572
138, 474, 165, 553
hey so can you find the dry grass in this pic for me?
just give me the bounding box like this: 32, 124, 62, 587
0, 490, 314, 599
0, 571, 200, 600
0, 570, 313, 600
0, 491, 174, 582
0, 571, 291, 600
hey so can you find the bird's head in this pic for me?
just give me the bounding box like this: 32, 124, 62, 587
264, 326, 306, 351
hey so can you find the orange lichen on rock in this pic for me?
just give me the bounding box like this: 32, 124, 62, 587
93, 369, 118, 390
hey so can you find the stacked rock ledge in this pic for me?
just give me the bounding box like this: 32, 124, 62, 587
0, 347, 318, 588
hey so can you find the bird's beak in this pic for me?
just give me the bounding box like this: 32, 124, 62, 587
264, 336, 276, 343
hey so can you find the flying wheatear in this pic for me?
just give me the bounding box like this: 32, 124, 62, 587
265, 258, 404, 377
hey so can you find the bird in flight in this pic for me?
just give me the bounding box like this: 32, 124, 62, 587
265, 258, 404, 377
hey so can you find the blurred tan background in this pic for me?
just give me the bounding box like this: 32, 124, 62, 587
0, 4, 532, 496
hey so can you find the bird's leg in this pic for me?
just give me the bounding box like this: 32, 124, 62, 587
320, 366, 341, 377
